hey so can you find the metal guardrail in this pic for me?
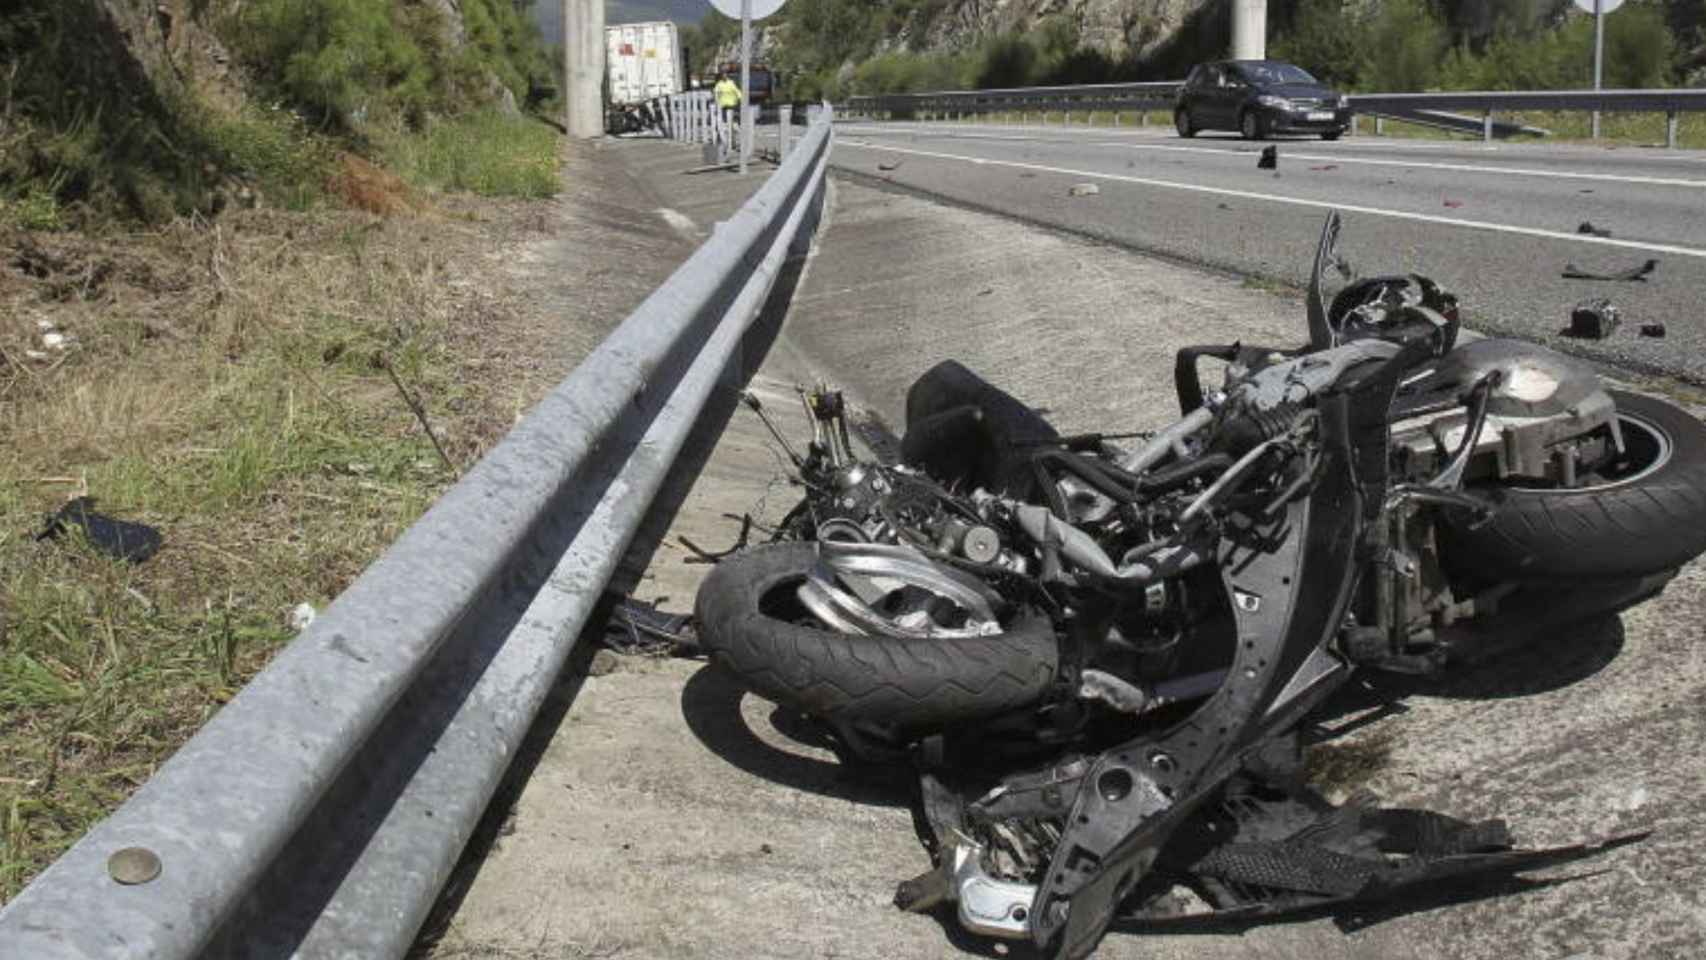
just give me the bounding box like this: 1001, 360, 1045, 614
847, 81, 1181, 123
843, 83, 1706, 146
0, 107, 835, 959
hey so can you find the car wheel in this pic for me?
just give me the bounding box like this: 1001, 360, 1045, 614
1174, 109, 1196, 138
1240, 110, 1265, 141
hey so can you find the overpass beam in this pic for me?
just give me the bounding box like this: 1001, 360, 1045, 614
564, 0, 605, 139
1231, 0, 1267, 61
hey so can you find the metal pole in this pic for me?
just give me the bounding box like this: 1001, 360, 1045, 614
1231, 0, 1268, 60
1592, 0, 1604, 140
740, 0, 752, 175
563, 0, 605, 138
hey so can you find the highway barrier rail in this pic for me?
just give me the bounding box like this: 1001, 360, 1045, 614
843, 84, 1706, 146
0, 107, 835, 960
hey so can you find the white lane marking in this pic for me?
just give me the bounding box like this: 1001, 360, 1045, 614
837, 139, 1706, 259
835, 123, 1706, 185
838, 121, 1706, 162
1089, 140, 1706, 188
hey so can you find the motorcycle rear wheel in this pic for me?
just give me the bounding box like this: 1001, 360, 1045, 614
695, 543, 1059, 736
1444, 390, 1706, 580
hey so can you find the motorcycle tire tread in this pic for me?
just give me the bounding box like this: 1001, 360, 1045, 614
1447, 390, 1706, 580
695, 543, 1059, 733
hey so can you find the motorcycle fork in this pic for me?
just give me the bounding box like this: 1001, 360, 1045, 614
1348, 502, 1451, 673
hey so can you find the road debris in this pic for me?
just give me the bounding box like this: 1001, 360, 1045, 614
603, 596, 696, 656
1309, 164, 1339, 171
1257, 146, 1277, 170
1641, 322, 1667, 338
1566, 299, 1620, 339
36, 497, 162, 563
1442, 199, 1464, 208
290, 603, 318, 632
1068, 182, 1100, 197
1562, 258, 1658, 282
1577, 221, 1612, 238
877, 160, 902, 172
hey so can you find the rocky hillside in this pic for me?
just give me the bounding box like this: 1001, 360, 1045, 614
910, 0, 1212, 61
687, 0, 1701, 99
1, 1, 552, 223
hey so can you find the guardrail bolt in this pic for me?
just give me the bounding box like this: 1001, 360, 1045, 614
108, 847, 162, 885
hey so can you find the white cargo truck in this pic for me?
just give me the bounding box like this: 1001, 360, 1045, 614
605, 21, 686, 106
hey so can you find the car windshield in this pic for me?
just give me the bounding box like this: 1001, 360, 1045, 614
1236, 62, 1318, 85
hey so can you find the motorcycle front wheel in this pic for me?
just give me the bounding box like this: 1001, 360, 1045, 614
695, 543, 1059, 735
1444, 390, 1706, 580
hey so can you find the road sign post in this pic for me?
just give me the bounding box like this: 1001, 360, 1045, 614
1573, 0, 1624, 140
709, 0, 786, 175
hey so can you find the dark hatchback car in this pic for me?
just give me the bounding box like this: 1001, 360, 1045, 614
1175, 60, 1351, 140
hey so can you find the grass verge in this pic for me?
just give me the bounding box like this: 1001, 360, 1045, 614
0, 156, 562, 899
381, 112, 562, 199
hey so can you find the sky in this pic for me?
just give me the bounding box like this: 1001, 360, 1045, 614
532, 1, 712, 44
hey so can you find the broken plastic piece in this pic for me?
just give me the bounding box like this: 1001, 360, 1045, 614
1577, 221, 1612, 238
603, 596, 697, 655
1640, 322, 1667, 338
36, 497, 162, 563
1257, 146, 1277, 170
1562, 259, 1657, 282
1068, 183, 1099, 197
1567, 299, 1620, 339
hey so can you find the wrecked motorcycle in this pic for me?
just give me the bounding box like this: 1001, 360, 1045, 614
694, 213, 1706, 958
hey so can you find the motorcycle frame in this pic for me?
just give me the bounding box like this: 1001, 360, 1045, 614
1027, 337, 1430, 958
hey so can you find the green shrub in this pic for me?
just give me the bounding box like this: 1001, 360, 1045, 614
1275, 0, 1681, 92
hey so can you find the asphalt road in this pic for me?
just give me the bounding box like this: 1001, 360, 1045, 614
833, 121, 1706, 383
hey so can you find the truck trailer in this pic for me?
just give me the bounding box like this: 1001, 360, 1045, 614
605, 21, 685, 106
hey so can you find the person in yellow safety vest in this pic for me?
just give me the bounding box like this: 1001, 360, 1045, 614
713, 73, 743, 132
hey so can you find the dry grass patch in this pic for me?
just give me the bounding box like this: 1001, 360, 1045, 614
0, 190, 561, 900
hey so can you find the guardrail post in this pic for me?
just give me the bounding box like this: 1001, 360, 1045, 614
1114, 111, 1122, 127
1482, 109, 1494, 144
779, 105, 792, 160
1668, 110, 1679, 149
1374, 116, 1383, 136
1139, 110, 1148, 127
